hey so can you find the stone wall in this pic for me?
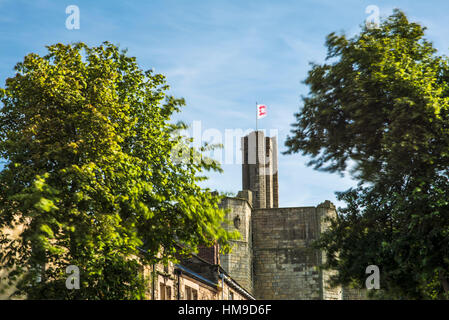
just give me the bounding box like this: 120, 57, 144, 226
252, 203, 340, 300
242, 131, 267, 209
317, 201, 343, 300
242, 131, 278, 210
219, 196, 253, 294
342, 287, 368, 300
269, 137, 279, 208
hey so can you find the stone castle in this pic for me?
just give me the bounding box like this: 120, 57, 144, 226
201, 130, 363, 299
1, 130, 365, 300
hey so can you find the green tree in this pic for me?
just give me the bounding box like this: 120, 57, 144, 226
0, 42, 238, 299
285, 10, 449, 299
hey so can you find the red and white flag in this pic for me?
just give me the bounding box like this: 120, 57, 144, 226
257, 104, 267, 119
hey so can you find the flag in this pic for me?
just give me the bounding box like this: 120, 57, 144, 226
257, 104, 267, 119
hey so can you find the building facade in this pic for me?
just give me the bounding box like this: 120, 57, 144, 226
145, 253, 254, 300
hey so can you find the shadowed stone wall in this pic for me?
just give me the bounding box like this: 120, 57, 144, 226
242, 131, 278, 209
219, 196, 253, 294
252, 202, 342, 300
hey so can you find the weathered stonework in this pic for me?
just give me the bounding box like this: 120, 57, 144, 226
219, 196, 253, 294
242, 131, 279, 209
251, 205, 340, 299
317, 201, 343, 300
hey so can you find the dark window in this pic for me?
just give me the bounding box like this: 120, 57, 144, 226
160, 283, 166, 300
166, 286, 172, 300
185, 286, 191, 300
233, 216, 241, 229
160, 283, 172, 300
185, 286, 198, 300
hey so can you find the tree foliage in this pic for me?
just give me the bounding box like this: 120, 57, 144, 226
0, 42, 238, 299
285, 10, 449, 299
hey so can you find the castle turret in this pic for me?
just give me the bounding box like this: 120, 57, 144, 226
241, 131, 278, 209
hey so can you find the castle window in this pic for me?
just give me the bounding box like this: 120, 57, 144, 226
233, 216, 241, 229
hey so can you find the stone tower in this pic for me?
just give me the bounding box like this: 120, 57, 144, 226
241, 131, 278, 209
218, 131, 281, 295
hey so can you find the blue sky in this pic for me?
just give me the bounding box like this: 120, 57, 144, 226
1, 0, 449, 209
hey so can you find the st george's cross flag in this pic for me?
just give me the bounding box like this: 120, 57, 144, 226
257, 104, 267, 119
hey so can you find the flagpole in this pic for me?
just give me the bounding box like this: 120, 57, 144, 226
256, 101, 258, 132
255, 102, 258, 168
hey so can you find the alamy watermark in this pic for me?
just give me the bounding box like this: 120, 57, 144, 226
365, 5, 380, 30
365, 265, 380, 290
170, 121, 279, 175
66, 5, 80, 30
66, 265, 80, 289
